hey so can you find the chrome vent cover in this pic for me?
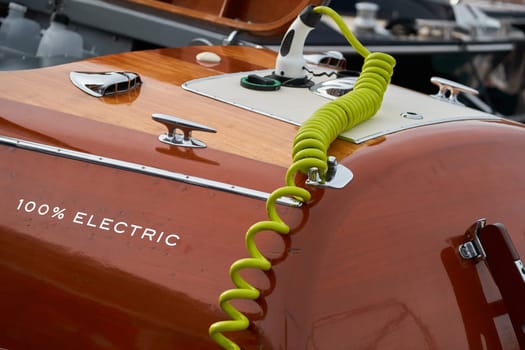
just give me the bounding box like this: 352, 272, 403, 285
69, 71, 142, 97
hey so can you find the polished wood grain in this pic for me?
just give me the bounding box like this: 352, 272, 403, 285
2, 45, 525, 349
0, 46, 366, 168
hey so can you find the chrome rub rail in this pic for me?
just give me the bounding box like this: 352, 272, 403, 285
0, 135, 302, 208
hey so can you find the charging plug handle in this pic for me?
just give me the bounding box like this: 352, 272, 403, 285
275, 6, 322, 80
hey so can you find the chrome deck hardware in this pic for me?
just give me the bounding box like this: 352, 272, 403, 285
152, 113, 216, 148
70, 71, 142, 97
306, 156, 354, 189
310, 76, 357, 100
401, 111, 424, 120
430, 76, 479, 106
458, 219, 525, 347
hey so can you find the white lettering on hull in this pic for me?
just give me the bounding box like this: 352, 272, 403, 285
17, 198, 181, 247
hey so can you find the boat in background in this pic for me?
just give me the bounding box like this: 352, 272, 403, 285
0, 0, 326, 67
1, 0, 524, 119
465, 0, 525, 31
1, 2, 525, 349
306, 0, 525, 121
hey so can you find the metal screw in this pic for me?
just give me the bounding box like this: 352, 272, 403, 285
308, 167, 320, 183
325, 156, 338, 182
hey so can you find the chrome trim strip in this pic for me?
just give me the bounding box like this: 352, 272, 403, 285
0, 135, 302, 208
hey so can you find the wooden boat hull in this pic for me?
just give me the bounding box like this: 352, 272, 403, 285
118, 0, 325, 36
1, 46, 524, 349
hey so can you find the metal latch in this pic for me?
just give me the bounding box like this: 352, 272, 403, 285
459, 219, 525, 347
152, 113, 216, 148
458, 218, 487, 260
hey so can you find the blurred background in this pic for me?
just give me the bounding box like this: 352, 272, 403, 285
1, 0, 524, 121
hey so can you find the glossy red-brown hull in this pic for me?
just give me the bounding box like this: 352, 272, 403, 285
1, 46, 525, 349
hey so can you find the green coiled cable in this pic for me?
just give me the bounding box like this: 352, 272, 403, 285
209, 6, 395, 349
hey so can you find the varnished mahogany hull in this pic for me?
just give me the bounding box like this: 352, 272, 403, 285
1, 46, 524, 349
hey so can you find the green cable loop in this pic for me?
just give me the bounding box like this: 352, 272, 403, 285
209, 6, 395, 349
289, 51, 395, 181
209, 186, 311, 350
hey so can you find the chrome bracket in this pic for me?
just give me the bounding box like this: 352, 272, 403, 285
152, 113, 216, 148
306, 156, 354, 189
430, 76, 479, 106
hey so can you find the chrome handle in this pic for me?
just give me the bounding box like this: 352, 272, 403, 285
152, 113, 216, 148
430, 76, 478, 105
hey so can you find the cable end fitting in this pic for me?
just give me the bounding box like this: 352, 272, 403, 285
305, 156, 354, 189
300, 5, 323, 28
